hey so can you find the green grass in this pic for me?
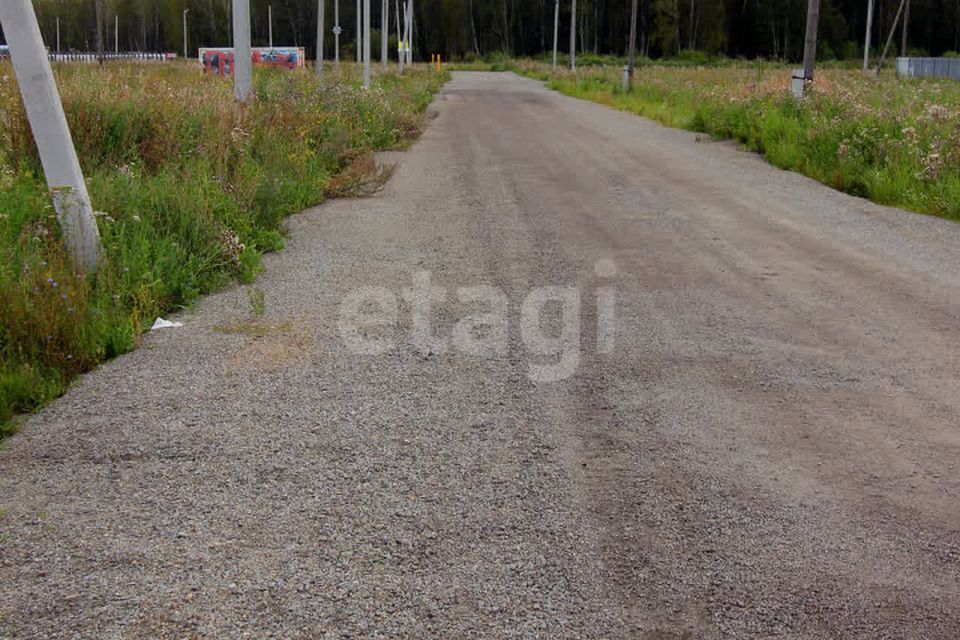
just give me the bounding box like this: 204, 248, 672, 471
0, 62, 448, 434
470, 59, 960, 223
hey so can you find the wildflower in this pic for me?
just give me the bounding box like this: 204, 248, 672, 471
927, 104, 950, 121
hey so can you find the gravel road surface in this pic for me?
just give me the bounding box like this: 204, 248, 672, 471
2, 72, 959, 638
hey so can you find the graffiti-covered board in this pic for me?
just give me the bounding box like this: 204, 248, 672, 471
199, 47, 306, 75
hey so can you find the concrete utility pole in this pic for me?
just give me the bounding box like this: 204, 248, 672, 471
395, 0, 403, 71
552, 0, 559, 70
356, 0, 362, 63
875, 0, 907, 73
0, 0, 102, 272
407, 0, 413, 65
801, 0, 820, 82
625, 0, 639, 90
363, 0, 371, 88
233, 0, 253, 101
316, 0, 325, 76
334, 0, 341, 71
268, 5, 273, 48
901, 0, 910, 56
863, 0, 874, 71
95, 0, 104, 63
569, 0, 576, 69
182, 8, 189, 59
115, 14, 118, 52
381, 0, 388, 69
56, 16, 60, 53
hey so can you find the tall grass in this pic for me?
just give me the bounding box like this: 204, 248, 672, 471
0, 62, 447, 433
497, 60, 960, 222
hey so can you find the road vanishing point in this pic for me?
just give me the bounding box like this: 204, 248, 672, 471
2, 72, 959, 638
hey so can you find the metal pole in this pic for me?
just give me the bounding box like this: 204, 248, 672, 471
115, 14, 118, 52
626, 0, 638, 90
356, 0, 362, 63
801, 0, 820, 82
0, 0, 102, 272
363, 0, 371, 87
334, 0, 341, 71
863, 0, 874, 71
268, 5, 273, 48
552, 0, 559, 70
232, 0, 253, 101
381, 0, 388, 69
182, 8, 189, 59
56, 16, 60, 53
569, 0, 576, 69
316, 0, 325, 75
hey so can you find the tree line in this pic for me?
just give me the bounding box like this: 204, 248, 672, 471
9, 0, 960, 62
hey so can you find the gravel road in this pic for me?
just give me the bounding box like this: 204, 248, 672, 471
2, 71, 960, 638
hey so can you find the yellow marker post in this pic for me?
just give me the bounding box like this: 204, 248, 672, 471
436, 53, 441, 73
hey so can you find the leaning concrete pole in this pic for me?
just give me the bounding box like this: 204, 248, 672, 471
552, 0, 559, 70
801, 0, 821, 83
363, 0, 371, 88
233, 0, 253, 102
0, 0, 102, 272
316, 0, 325, 76
569, 0, 577, 69
863, 0, 874, 71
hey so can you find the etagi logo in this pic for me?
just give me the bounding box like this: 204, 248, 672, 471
337, 260, 617, 382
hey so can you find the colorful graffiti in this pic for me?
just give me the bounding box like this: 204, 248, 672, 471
199, 47, 305, 76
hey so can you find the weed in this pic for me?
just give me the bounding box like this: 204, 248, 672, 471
213, 320, 292, 338
0, 62, 446, 433
248, 287, 266, 317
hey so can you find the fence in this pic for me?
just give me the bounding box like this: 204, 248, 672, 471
896, 57, 960, 81
0, 49, 176, 63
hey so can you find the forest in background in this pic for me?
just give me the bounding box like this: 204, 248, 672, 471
5, 0, 960, 63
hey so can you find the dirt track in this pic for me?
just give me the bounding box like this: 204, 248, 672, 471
2, 71, 959, 638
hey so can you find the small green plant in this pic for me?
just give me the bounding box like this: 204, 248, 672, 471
248, 287, 266, 317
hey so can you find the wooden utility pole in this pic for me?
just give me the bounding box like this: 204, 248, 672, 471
0, 0, 102, 272
233, 0, 253, 102
316, 0, 325, 76
625, 0, 639, 90
801, 0, 821, 82
863, 0, 874, 71
552, 0, 559, 70
569, 0, 576, 69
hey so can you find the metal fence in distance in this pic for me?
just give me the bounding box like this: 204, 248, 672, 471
897, 57, 960, 81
